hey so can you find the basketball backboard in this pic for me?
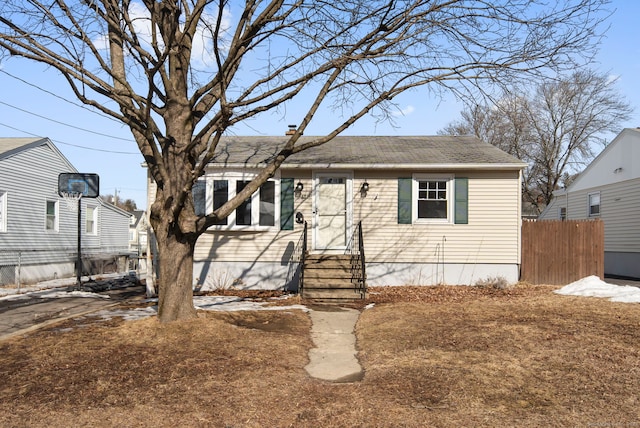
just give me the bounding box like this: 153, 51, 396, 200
58, 173, 100, 198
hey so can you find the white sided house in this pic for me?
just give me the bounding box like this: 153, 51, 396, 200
148, 135, 526, 291
0, 137, 131, 286
539, 128, 640, 278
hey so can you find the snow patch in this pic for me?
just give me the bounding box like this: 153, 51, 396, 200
555, 275, 640, 303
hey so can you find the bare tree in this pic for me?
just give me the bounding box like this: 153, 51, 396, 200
442, 69, 633, 214
102, 194, 138, 212
0, 0, 610, 321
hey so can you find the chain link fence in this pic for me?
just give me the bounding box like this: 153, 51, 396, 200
0, 248, 132, 291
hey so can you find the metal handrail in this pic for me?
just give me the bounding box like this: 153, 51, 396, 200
284, 221, 307, 293
346, 221, 366, 297
358, 221, 366, 295
300, 221, 307, 293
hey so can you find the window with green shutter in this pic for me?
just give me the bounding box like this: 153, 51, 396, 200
399, 175, 467, 224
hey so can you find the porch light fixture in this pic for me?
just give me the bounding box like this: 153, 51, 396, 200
295, 181, 304, 192
359, 181, 370, 198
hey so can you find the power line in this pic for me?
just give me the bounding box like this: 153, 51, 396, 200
0, 70, 141, 155
0, 100, 133, 142
0, 69, 123, 125
0, 122, 140, 155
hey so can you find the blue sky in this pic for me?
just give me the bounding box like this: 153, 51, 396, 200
1, 1, 638, 210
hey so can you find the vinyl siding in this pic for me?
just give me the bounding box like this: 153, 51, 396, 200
194, 172, 310, 262
0, 144, 77, 263
97, 201, 131, 253
566, 178, 640, 253
0, 142, 129, 265
539, 193, 567, 220
189, 169, 521, 265
353, 170, 520, 264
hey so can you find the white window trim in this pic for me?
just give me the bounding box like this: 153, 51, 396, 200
45, 199, 59, 233
412, 174, 454, 224
204, 169, 281, 231
85, 204, 98, 235
588, 192, 600, 217
559, 206, 567, 220
0, 190, 7, 233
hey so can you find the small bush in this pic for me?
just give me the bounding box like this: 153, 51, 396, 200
475, 276, 510, 290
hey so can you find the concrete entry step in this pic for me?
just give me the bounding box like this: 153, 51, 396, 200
302, 253, 366, 302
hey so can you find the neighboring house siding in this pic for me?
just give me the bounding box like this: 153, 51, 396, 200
98, 202, 131, 253
565, 178, 640, 254
539, 193, 567, 220
538, 129, 640, 278
599, 178, 640, 253
0, 139, 131, 285
0, 144, 77, 259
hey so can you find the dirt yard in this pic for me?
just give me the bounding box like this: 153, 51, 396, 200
1, 284, 639, 427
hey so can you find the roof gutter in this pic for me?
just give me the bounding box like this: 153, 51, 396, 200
208, 162, 527, 171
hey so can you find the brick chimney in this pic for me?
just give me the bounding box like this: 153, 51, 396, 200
285, 124, 297, 136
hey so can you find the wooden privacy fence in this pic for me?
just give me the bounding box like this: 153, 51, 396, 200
521, 219, 604, 285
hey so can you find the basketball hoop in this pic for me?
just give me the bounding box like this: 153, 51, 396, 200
61, 192, 82, 212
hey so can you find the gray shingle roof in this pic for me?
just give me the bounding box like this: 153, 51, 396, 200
0, 137, 47, 160
211, 135, 525, 169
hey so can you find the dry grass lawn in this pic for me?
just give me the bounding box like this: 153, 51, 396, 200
1, 284, 640, 427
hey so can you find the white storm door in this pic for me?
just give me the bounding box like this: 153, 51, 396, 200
314, 173, 352, 250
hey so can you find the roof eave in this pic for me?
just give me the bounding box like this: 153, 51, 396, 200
208, 162, 527, 170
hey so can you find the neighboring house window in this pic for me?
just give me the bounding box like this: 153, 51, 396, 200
45, 200, 58, 232
129, 230, 135, 241
197, 171, 281, 230
0, 191, 7, 232
85, 206, 98, 234
130, 215, 136, 225
559, 207, 567, 220
398, 176, 467, 225
588, 192, 600, 217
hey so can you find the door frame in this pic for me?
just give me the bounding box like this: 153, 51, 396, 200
312, 171, 353, 251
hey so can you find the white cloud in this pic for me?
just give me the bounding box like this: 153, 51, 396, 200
606, 74, 621, 85
392, 105, 415, 117
92, 1, 231, 69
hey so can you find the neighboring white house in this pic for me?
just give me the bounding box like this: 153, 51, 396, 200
539, 128, 640, 278
0, 137, 132, 286
129, 210, 148, 255
147, 135, 526, 290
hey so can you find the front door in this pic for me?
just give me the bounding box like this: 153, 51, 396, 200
314, 173, 352, 250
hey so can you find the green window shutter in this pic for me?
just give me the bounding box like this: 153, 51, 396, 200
280, 178, 294, 230
398, 178, 412, 224
455, 177, 468, 224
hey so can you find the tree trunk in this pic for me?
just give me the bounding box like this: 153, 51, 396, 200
155, 228, 198, 323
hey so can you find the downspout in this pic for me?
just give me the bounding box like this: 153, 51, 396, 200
517, 169, 523, 278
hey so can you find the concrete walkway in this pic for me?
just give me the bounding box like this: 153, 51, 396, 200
304, 305, 364, 383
